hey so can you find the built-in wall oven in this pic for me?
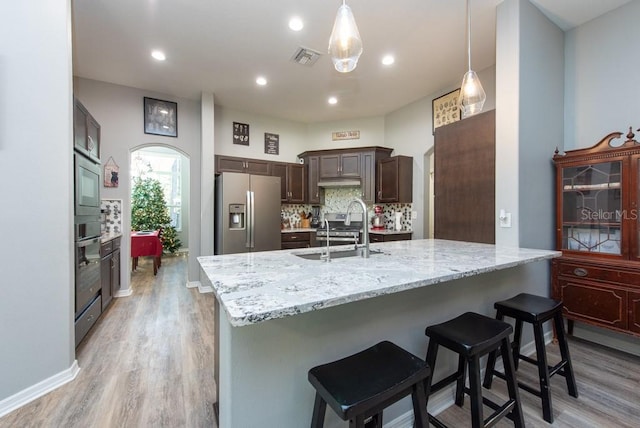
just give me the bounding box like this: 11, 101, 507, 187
74, 152, 101, 217
75, 233, 101, 313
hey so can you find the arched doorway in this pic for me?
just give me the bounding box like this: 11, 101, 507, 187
130, 145, 190, 278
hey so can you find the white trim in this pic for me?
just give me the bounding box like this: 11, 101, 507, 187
198, 282, 213, 294
0, 360, 80, 418
186, 281, 199, 289
114, 287, 133, 297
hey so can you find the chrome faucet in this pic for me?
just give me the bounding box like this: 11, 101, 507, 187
345, 197, 370, 258
320, 219, 331, 262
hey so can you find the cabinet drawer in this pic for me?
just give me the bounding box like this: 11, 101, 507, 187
282, 241, 310, 249
100, 241, 113, 257
75, 295, 101, 347
281, 232, 311, 242
557, 277, 627, 330
556, 260, 640, 287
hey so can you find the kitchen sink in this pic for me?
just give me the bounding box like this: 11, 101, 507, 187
294, 248, 382, 260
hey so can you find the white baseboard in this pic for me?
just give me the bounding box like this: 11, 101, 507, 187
198, 282, 213, 293
186, 281, 199, 289
383, 333, 551, 427
0, 360, 80, 418
114, 287, 133, 297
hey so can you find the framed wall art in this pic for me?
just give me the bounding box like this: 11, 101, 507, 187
264, 132, 279, 155
432, 89, 461, 134
144, 97, 178, 137
103, 156, 119, 187
233, 122, 250, 145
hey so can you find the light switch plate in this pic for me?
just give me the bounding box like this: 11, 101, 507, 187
499, 212, 512, 228
411, 211, 418, 220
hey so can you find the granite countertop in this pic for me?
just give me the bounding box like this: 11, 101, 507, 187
101, 232, 123, 243
369, 229, 413, 235
281, 228, 317, 233
198, 239, 560, 327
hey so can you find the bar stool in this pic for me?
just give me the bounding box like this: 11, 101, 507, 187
308, 341, 430, 428
424, 312, 524, 428
483, 293, 578, 424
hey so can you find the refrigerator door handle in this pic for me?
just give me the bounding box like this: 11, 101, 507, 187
249, 190, 255, 248
246, 190, 252, 248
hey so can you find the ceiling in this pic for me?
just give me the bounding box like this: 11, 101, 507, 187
72, 0, 632, 124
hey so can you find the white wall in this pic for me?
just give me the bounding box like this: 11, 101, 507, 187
305, 116, 386, 153
74, 78, 203, 287
0, 0, 75, 407
564, 0, 640, 149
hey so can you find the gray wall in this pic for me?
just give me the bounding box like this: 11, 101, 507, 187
74, 78, 203, 289
0, 0, 75, 404
564, 0, 640, 149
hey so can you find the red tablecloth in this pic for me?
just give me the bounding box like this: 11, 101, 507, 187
131, 230, 163, 274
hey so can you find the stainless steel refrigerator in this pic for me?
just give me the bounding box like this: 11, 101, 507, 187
214, 172, 282, 254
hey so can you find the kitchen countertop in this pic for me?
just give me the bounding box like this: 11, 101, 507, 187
369, 229, 413, 235
100, 232, 122, 243
198, 239, 560, 327
281, 228, 317, 233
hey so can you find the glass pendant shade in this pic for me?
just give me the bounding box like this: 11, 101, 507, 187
459, 69, 486, 117
328, 1, 363, 73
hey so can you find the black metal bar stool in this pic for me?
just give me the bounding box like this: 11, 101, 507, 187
483, 293, 578, 423
424, 312, 524, 428
307, 340, 430, 428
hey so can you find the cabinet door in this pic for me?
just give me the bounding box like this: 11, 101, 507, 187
307, 156, 323, 204
111, 248, 121, 298
558, 158, 624, 257
74, 101, 88, 153
216, 155, 247, 174
631, 154, 640, 262
360, 151, 375, 204
87, 115, 100, 160
558, 277, 627, 330
319, 154, 341, 178
245, 159, 271, 175
340, 153, 361, 177
378, 157, 399, 202
629, 291, 640, 334
101, 253, 112, 310
271, 163, 288, 202
288, 164, 306, 203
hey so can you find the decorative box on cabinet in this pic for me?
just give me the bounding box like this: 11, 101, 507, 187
73, 98, 100, 163
377, 156, 413, 203
552, 128, 640, 337
272, 162, 305, 203
215, 155, 271, 175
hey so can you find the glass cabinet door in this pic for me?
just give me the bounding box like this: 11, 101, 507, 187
561, 160, 622, 256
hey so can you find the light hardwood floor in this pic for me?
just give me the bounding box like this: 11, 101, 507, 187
1, 255, 639, 427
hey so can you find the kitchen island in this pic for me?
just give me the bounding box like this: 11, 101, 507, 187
198, 239, 559, 427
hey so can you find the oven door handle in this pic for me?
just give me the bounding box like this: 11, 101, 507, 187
76, 237, 100, 248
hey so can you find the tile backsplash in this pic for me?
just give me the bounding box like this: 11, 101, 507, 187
281, 188, 412, 230
101, 199, 123, 236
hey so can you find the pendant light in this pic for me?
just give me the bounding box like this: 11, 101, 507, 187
328, 0, 363, 73
458, 0, 486, 117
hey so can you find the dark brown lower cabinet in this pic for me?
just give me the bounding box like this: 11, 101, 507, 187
100, 237, 121, 311
281, 232, 316, 249
369, 232, 412, 243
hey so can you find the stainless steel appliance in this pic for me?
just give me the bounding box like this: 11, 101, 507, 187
215, 172, 282, 254
74, 152, 101, 217
316, 212, 363, 246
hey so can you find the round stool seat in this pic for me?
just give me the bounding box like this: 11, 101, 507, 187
425, 312, 513, 356
494, 293, 562, 323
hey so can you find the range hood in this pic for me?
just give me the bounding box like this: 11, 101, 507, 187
317, 179, 361, 188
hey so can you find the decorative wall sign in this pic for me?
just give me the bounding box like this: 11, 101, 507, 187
332, 130, 360, 141
144, 97, 178, 137
233, 122, 250, 145
432, 89, 461, 134
264, 132, 279, 155
104, 156, 119, 188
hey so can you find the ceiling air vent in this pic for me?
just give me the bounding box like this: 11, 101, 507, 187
291, 47, 322, 66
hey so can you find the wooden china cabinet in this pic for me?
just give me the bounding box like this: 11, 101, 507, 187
552, 128, 640, 337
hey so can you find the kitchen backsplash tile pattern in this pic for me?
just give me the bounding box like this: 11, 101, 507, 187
281, 188, 412, 230
101, 199, 122, 236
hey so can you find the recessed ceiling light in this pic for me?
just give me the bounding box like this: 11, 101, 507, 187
289, 17, 304, 31
256, 76, 267, 86
328, 97, 338, 105
151, 50, 166, 61
382, 55, 395, 66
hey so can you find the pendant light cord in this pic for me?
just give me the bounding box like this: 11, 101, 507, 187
466, 0, 471, 72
